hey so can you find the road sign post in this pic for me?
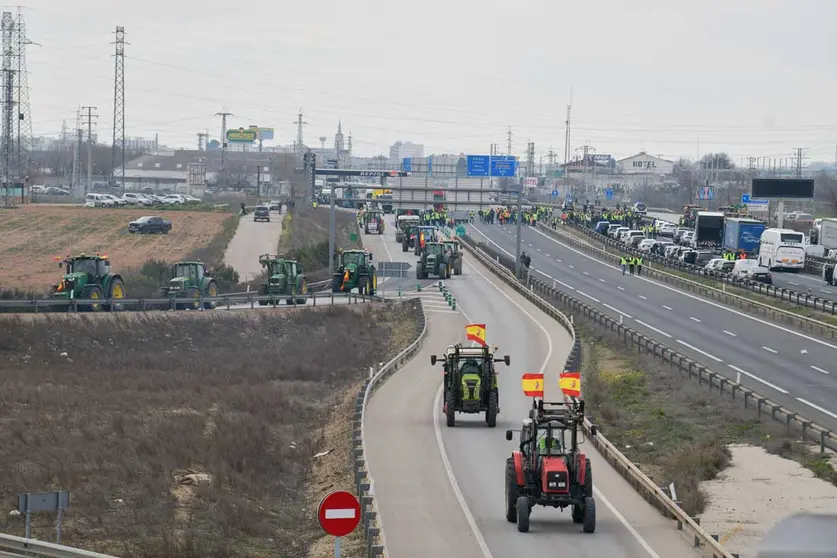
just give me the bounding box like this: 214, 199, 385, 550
318, 490, 361, 558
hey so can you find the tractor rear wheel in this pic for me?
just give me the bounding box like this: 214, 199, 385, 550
81, 284, 104, 312
445, 389, 456, 427
179, 287, 201, 310
516, 495, 530, 533
204, 281, 218, 309
486, 391, 498, 427
505, 458, 518, 522
402, 241, 408, 252
107, 277, 126, 311
582, 497, 596, 533
439, 263, 448, 279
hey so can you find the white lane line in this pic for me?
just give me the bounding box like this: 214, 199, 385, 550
569, 265, 575, 269
523, 225, 837, 353
583, 271, 590, 276
556, 258, 562, 262
811, 365, 830, 375
676, 340, 723, 362
537, 248, 541, 252
577, 290, 601, 303
617, 286, 625, 291
598, 278, 607, 283
788, 281, 800, 286
546, 254, 551, 257
592, 488, 663, 558
556, 279, 576, 291
728, 364, 789, 394
635, 319, 673, 338
637, 295, 647, 300
723, 330, 737, 337
796, 398, 837, 420
423, 309, 460, 314
689, 316, 701, 323
604, 303, 632, 319
662, 305, 672, 310
821, 290, 833, 295
762, 346, 778, 354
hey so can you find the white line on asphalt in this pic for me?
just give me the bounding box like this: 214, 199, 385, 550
762, 346, 778, 354
822, 290, 833, 295
592, 488, 663, 558
727, 364, 789, 394
569, 265, 575, 269
598, 278, 607, 283
796, 398, 837, 420
604, 303, 632, 319
637, 295, 647, 300
662, 305, 672, 310
577, 290, 601, 303
689, 316, 701, 323
423, 309, 459, 314
635, 319, 673, 338
617, 286, 625, 290
522, 225, 837, 353
556, 279, 576, 291
537, 248, 541, 252
676, 340, 723, 362
556, 258, 562, 262
723, 330, 737, 337
546, 254, 551, 257
788, 281, 800, 286
583, 271, 590, 276
811, 365, 830, 375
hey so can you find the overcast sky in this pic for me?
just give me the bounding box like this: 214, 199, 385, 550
19, 0, 837, 162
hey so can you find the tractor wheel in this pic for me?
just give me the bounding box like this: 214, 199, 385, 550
516, 495, 530, 533
439, 264, 447, 280
505, 458, 519, 523
204, 281, 218, 309
572, 504, 584, 524
295, 278, 308, 305
258, 299, 269, 306
446, 264, 452, 279
179, 287, 201, 310
486, 390, 498, 427
80, 284, 104, 312
445, 389, 456, 427
107, 277, 126, 311
456, 263, 462, 275
369, 275, 377, 296
582, 497, 596, 533
402, 242, 408, 252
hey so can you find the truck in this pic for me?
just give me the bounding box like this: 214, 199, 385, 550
694, 211, 725, 248
723, 218, 766, 254
819, 218, 837, 252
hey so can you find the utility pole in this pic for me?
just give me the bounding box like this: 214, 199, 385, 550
215, 109, 232, 188
81, 106, 97, 195
563, 89, 573, 200
111, 26, 126, 193
13, 8, 34, 188
506, 126, 513, 156
71, 108, 80, 194
1, 11, 15, 207
794, 147, 806, 178
293, 108, 307, 159
525, 141, 535, 176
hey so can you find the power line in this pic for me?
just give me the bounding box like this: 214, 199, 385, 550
111, 26, 127, 193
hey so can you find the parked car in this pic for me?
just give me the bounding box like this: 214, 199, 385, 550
128, 215, 172, 234
254, 205, 270, 222
44, 186, 70, 195
84, 193, 115, 207
100, 193, 127, 206
123, 192, 154, 206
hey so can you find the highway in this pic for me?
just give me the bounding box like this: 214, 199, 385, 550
470, 221, 837, 434
365, 214, 700, 557
645, 211, 834, 295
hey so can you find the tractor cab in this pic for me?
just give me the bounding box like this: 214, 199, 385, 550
505, 398, 598, 534
443, 240, 463, 275
414, 225, 439, 256
51, 253, 125, 311
258, 254, 308, 305
431, 343, 510, 427
159, 260, 219, 310
332, 249, 376, 295
363, 210, 385, 234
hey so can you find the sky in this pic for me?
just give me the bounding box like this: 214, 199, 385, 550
18, 0, 837, 163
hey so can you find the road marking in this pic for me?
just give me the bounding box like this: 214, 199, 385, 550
546, 254, 551, 257
637, 295, 647, 300
689, 316, 701, 323
569, 265, 575, 269
788, 281, 800, 286
796, 397, 837, 420
723, 330, 737, 337
762, 346, 778, 354
592, 488, 663, 558
676, 340, 723, 362
521, 225, 837, 353
635, 319, 672, 338
662, 305, 672, 310
598, 278, 607, 283
556, 258, 562, 262
583, 271, 590, 276
577, 290, 601, 303
728, 364, 789, 394
801, 349, 808, 354
811, 365, 830, 375
617, 286, 625, 290
325, 508, 357, 520
556, 279, 576, 291
604, 303, 632, 319
822, 290, 833, 295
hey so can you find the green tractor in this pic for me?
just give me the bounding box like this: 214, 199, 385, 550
443, 240, 463, 275
157, 261, 218, 310
431, 344, 510, 427
49, 254, 126, 311
257, 254, 309, 305
332, 249, 377, 295
414, 225, 439, 256
363, 209, 385, 235
416, 242, 451, 279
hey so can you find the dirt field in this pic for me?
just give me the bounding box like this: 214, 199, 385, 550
0, 301, 422, 557
0, 205, 233, 291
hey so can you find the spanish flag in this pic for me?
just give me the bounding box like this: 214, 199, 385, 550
465, 323, 487, 346
559, 371, 581, 398
522, 373, 544, 398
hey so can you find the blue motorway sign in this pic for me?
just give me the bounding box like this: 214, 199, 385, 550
402, 158, 412, 172
552, 189, 559, 198
490, 155, 517, 177
605, 188, 614, 201
466, 155, 490, 177
741, 193, 769, 205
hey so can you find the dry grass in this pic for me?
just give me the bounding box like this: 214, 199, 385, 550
0, 301, 421, 557
0, 205, 234, 291
280, 207, 364, 283
579, 326, 807, 517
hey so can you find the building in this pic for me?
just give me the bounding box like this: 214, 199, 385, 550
389, 141, 424, 165
616, 151, 674, 176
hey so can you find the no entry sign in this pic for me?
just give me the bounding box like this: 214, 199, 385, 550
318, 490, 361, 537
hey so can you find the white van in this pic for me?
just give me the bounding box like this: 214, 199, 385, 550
758, 228, 805, 271
84, 193, 115, 208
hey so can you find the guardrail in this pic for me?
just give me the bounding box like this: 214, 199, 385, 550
459, 234, 739, 558
0, 534, 118, 558
352, 299, 428, 557
0, 289, 381, 313
536, 222, 837, 340
562, 220, 837, 315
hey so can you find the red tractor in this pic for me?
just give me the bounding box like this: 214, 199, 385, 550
504, 398, 598, 533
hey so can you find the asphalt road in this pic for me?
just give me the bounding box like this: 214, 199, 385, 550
223, 207, 285, 282
366, 241, 701, 556
645, 211, 833, 295
470, 222, 837, 433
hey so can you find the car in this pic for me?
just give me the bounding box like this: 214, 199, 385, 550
101, 193, 127, 206
659, 223, 677, 236
45, 186, 70, 195
747, 266, 772, 284
123, 192, 154, 206
268, 200, 282, 211
84, 193, 115, 207
633, 202, 647, 215
626, 230, 645, 247
128, 215, 172, 234
606, 224, 622, 237
611, 226, 629, 240
651, 240, 674, 255
637, 239, 657, 252
253, 206, 270, 222
732, 259, 759, 279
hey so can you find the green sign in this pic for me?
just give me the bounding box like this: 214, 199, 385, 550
226, 128, 257, 142
350, 233, 358, 242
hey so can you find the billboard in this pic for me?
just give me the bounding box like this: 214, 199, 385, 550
248, 126, 274, 140
751, 178, 814, 199
226, 128, 257, 142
